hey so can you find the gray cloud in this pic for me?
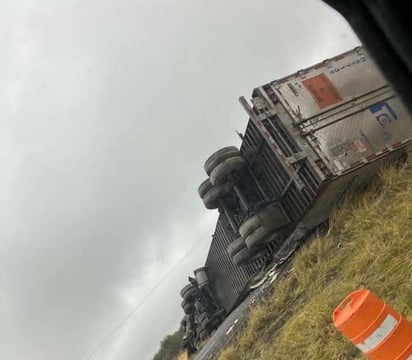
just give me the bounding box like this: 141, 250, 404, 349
0, 0, 359, 359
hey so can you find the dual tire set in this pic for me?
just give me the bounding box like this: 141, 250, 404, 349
180, 280, 220, 343
195, 312, 220, 341
198, 146, 246, 210
180, 283, 198, 315
199, 146, 280, 266
228, 210, 281, 266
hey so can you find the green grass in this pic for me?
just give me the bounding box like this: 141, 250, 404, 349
218, 155, 412, 360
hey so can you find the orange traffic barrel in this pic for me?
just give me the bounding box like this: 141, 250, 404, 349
333, 289, 412, 360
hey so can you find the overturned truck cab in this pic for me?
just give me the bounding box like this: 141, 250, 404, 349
179, 46, 412, 345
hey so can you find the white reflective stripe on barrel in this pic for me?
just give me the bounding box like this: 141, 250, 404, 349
356, 315, 398, 353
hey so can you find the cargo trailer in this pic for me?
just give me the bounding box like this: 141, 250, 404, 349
180, 46, 412, 348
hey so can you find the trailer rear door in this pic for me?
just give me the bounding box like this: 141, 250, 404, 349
273, 47, 387, 122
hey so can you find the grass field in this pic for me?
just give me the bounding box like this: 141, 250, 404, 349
175, 352, 188, 360
216, 155, 412, 360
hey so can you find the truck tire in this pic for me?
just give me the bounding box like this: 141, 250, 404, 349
180, 284, 198, 301
182, 299, 195, 315
180, 283, 194, 298
240, 206, 286, 238
202, 184, 230, 209
204, 146, 240, 175
210, 156, 247, 185
187, 313, 196, 328
232, 246, 266, 266
198, 179, 213, 198
239, 215, 261, 238
180, 317, 187, 332
245, 226, 278, 249
227, 237, 245, 258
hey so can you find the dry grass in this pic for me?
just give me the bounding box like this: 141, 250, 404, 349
218, 156, 412, 360
174, 352, 189, 360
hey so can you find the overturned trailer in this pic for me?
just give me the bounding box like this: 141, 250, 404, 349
180, 46, 412, 344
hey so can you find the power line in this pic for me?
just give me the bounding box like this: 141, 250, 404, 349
82, 226, 213, 360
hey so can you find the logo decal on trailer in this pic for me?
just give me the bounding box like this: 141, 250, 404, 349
302, 73, 342, 109
370, 102, 398, 141
370, 101, 398, 126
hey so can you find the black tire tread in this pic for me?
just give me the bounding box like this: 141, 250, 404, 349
227, 237, 245, 258
210, 156, 247, 186
198, 179, 213, 198
204, 146, 240, 175
245, 226, 278, 249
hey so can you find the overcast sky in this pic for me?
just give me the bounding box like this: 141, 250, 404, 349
0, 1, 360, 359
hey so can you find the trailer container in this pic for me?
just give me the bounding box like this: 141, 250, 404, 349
201, 46, 412, 314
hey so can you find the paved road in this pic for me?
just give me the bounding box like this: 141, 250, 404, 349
194, 226, 323, 360
194, 265, 284, 360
